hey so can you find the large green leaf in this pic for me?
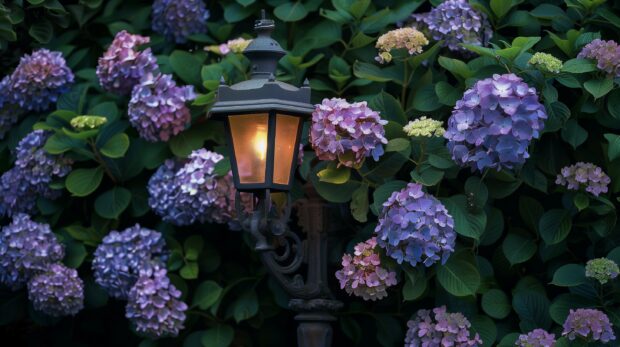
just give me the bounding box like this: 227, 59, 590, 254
481, 289, 511, 319
65, 167, 104, 197
442, 195, 487, 240
192, 280, 223, 310
170, 50, 204, 86
539, 209, 572, 245
436, 251, 481, 296
274, 2, 308, 22
502, 231, 537, 265
201, 325, 234, 347
94, 187, 131, 219
551, 264, 586, 287
100, 133, 129, 158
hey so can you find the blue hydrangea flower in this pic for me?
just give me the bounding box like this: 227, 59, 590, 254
516, 329, 556, 347
444, 73, 547, 172
92, 225, 167, 300
0, 76, 21, 140
128, 73, 195, 142
126, 264, 187, 338
96, 30, 159, 95
151, 0, 209, 44
375, 183, 456, 267
0, 168, 39, 217
0, 214, 64, 290
27, 263, 84, 317
562, 308, 616, 343
7, 49, 74, 112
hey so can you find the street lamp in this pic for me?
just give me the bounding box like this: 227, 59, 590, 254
210, 10, 342, 347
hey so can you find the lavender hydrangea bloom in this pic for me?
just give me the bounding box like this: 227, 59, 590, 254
96, 30, 159, 95
410, 0, 492, 53
405, 306, 482, 347
27, 263, 84, 317
516, 329, 556, 347
0, 76, 20, 140
555, 162, 610, 196
0, 168, 39, 217
147, 159, 192, 225
8, 49, 74, 111
375, 183, 455, 267
0, 214, 64, 290
206, 172, 254, 229
152, 0, 209, 44
335, 237, 398, 301
15, 130, 73, 187
92, 225, 167, 299
128, 73, 195, 142
126, 265, 187, 338
444, 74, 547, 172
310, 98, 388, 168
577, 39, 620, 77
562, 308, 616, 343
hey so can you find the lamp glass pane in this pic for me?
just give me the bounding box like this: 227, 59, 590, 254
228, 113, 269, 184
273, 114, 301, 185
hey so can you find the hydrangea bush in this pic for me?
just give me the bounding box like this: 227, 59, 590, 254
0, 0, 620, 346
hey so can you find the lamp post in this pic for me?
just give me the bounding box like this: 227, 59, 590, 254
210, 10, 342, 347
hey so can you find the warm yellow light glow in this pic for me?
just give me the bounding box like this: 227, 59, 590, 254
253, 125, 268, 160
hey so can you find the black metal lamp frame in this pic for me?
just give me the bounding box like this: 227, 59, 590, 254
210, 11, 342, 347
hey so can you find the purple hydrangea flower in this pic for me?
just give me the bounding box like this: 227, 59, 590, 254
410, 0, 492, 53
375, 183, 455, 267
92, 225, 167, 300
335, 237, 398, 301
577, 39, 620, 77
126, 264, 187, 338
0, 168, 38, 217
206, 172, 254, 229
7, 49, 74, 111
405, 306, 482, 347
96, 30, 159, 95
0, 214, 64, 290
444, 73, 547, 172
516, 329, 556, 347
128, 73, 195, 142
151, 0, 209, 44
555, 162, 610, 196
0, 76, 21, 140
310, 98, 387, 168
27, 263, 84, 317
562, 308, 616, 343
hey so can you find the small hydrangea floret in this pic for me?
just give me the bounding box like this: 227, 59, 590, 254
375, 28, 428, 63
577, 39, 620, 77
528, 52, 563, 74
375, 183, 456, 267
404, 306, 482, 347
444, 73, 547, 172
585, 258, 619, 284
403, 117, 445, 137
555, 162, 610, 196
516, 329, 556, 347
335, 237, 398, 301
310, 98, 387, 168
152, 0, 209, 44
27, 263, 84, 317
562, 308, 616, 343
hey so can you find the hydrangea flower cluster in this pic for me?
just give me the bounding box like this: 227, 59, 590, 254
410, 0, 492, 53
577, 39, 620, 77
92, 225, 167, 299
555, 162, 611, 196
148, 150, 252, 227
70, 115, 108, 130
310, 98, 387, 168
562, 308, 616, 343
128, 73, 195, 142
151, 0, 209, 44
404, 306, 482, 347
0, 214, 64, 290
96, 30, 159, 95
585, 258, 619, 284
375, 28, 428, 63
207, 38, 252, 55
0, 76, 20, 140
403, 116, 445, 137
375, 183, 456, 267
0, 130, 73, 217
515, 329, 556, 347
335, 237, 398, 301
125, 264, 187, 338
27, 263, 84, 317
444, 73, 547, 172
6, 49, 74, 111
528, 52, 563, 74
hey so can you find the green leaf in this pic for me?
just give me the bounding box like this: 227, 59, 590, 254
435, 81, 461, 106
549, 293, 594, 325
519, 196, 543, 232
560, 119, 587, 149
584, 78, 613, 99
94, 187, 131, 219
608, 90, 620, 119
436, 250, 481, 296
65, 167, 104, 197
512, 290, 552, 330
502, 231, 537, 265
184, 235, 203, 261
573, 193, 589, 211
353, 61, 401, 83
350, 184, 369, 223
369, 91, 407, 125
442, 195, 487, 240
192, 280, 223, 310
438, 56, 472, 79
402, 267, 426, 301
604, 133, 620, 161
44, 133, 86, 155
410, 163, 444, 186
28, 19, 52, 43
464, 176, 488, 210
180, 262, 199, 279
232, 290, 259, 323
63, 240, 87, 268
551, 264, 586, 287
412, 84, 442, 112
539, 209, 572, 245
274, 2, 308, 22
490, 0, 513, 18
470, 315, 497, 347
482, 289, 511, 319
317, 163, 351, 184
385, 138, 410, 152
201, 325, 234, 347
561, 58, 597, 73
170, 50, 204, 86
169, 122, 223, 158
100, 133, 129, 158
